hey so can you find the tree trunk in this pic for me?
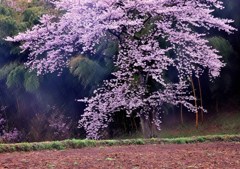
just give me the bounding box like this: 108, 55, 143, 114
140, 111, 157, 138
138, 72, 158, 138
190, 76, 199, 129
216, 99, 219, 113
180, 104, 184, 125
140, 115, 151, 138
132, 116, 138, 131
197, 78, 204, 124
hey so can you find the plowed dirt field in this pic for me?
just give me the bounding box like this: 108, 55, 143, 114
0, 142, 239, 169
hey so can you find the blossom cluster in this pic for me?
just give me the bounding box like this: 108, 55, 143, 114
0, 114, 20, 143
48, 113, 71, 138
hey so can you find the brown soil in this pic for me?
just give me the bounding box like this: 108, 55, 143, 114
0, 142, 239, 169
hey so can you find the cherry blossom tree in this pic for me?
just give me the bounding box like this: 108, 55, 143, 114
6, 0, 236, 139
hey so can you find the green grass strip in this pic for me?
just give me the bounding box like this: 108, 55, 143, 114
0, 134, 239, 153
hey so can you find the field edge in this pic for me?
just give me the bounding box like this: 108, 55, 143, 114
0, 134, 240, 153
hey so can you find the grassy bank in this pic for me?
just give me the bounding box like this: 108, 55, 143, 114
113, 111, 240, 140
0, 134, 240, 153
159, 111, 240, 138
